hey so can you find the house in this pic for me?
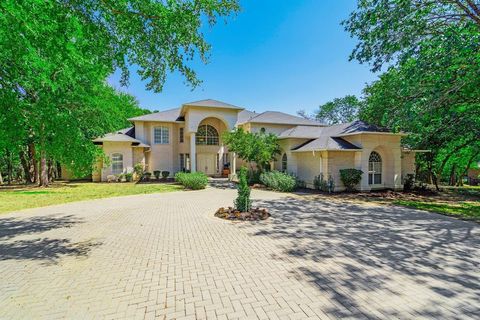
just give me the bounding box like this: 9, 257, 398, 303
92, 99, 418, 191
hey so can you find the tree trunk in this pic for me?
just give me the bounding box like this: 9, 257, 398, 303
19, 150, 31, 184
39, 150, 49, 187
29, 143, 38, 184
449, 163, 456, 186
0, 171, 3, 185
458, 149, 480, 186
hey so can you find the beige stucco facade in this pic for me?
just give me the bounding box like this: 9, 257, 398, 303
91, 99, 417, 191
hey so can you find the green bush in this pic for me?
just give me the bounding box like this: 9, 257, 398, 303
314, 173, 328, 191
153, 170, 161, 180
125, 173, 133, 182
403, 174, 415, 192
142, 172, 152, 181
339, 168, 363, 192
260, 170, 296, 192
174, 172, 208, 190
161, 171, 170, 179
235, 167, 251, 212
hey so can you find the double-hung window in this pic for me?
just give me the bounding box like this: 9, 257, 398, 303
154, 126, 169, 144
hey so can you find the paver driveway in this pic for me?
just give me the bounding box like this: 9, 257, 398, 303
0, 185, 479, 320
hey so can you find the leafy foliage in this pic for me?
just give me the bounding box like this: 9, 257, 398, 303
344, 0, 480, 189
234, 167, 251, 212
174, 172, 208, 190
339, 169, 363, 192
0, 0, 238, 185
223, 128, 281, 171
260, 171, 297, 192
315, 95, 362, 124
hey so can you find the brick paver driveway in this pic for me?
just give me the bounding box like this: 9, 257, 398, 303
0, 184, 479, 319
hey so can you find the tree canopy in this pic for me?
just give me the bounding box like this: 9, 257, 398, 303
0, 0, 239, 185
223, 128, 281, 172
343, 0, 480, 188
314, 95, 362, 125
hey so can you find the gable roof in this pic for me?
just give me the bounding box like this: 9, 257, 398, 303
292, 136, 361, 152
182, 99, 243, 110
242, 111, 323, 126
128, 108, 182, 122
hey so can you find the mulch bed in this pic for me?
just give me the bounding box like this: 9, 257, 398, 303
215, 207, 270, 221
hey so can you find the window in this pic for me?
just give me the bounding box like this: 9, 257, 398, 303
281, 153, 287, 172
368, 151, 382, 185
196, 125, 219, 145
179, 153, 190, 171
179, 128, 184, 143
154, 126, 169, 144
111, 153, 123, 174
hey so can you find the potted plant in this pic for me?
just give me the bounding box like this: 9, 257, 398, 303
222, 163, 230, 177
153, 170, 161, 180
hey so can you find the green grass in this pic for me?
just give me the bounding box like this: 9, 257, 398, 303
394, 200, 480, 220
0, 182, 183, 214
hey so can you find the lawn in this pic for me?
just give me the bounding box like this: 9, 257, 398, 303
0, 182, 183, 214
393, 200, 480, 220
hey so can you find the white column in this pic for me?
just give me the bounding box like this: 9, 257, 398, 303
231, 152, 236, 174
190, 132, 196, 172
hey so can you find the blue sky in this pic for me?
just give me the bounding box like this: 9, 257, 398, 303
108, 0, 377, 115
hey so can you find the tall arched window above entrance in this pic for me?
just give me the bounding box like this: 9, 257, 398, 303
281, 153, 288, 172
196, 125, 219, 145
368, 151, 382, 185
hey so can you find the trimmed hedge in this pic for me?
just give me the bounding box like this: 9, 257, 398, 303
174, 172, 208, 190
260, 171, 296, 192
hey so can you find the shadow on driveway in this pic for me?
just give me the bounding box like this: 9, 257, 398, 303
0, 214, 101, 264
245, 196, 480, 318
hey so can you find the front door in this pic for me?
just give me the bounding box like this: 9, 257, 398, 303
197, 153, 215, 175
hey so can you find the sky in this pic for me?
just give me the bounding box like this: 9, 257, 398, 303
108, 0, 378, 115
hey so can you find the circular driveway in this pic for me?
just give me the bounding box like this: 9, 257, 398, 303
0, 186, 479, 319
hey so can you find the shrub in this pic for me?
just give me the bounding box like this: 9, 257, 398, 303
175, 172, 208, 190
339, 169, 363, 192
260, 170, 296, 192
403, 174, 415, 192
247, 169, 261, 185
314, 173, 328, 191
133, 163, 144, 181
142, 172, 152, 181
125, 173, 133, 182
161, 171, 170, 179
153, 170, 161, 180
235, 167, 251, 212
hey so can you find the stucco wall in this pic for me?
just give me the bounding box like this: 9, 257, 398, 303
101, 141, 133, 181
324, 151, 357, 191
401, 151, 416, 181
248, 123, 296, 135
295, 152, 325, 188
346, 134, 403, 191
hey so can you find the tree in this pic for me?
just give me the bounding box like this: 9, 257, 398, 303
344, 0, 480, 71
223, 128, 281, 171
0, 0, 238, 185
234, 167, 251, 212
314, 95, 362, 124
345, 0, 480, 190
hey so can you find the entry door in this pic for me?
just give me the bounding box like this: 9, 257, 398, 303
197, 154, 215, 175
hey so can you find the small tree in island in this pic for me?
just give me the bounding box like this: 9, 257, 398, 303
215, 167, 270, 221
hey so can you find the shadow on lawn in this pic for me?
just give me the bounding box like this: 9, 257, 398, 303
0, 214, 101, 264
246, 196, 480, 319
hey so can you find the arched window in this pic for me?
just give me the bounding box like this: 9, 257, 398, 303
281, 153, 288, 172
368, 151, 382, 185
111, 153, 123, 174
196, 125, 219, 145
